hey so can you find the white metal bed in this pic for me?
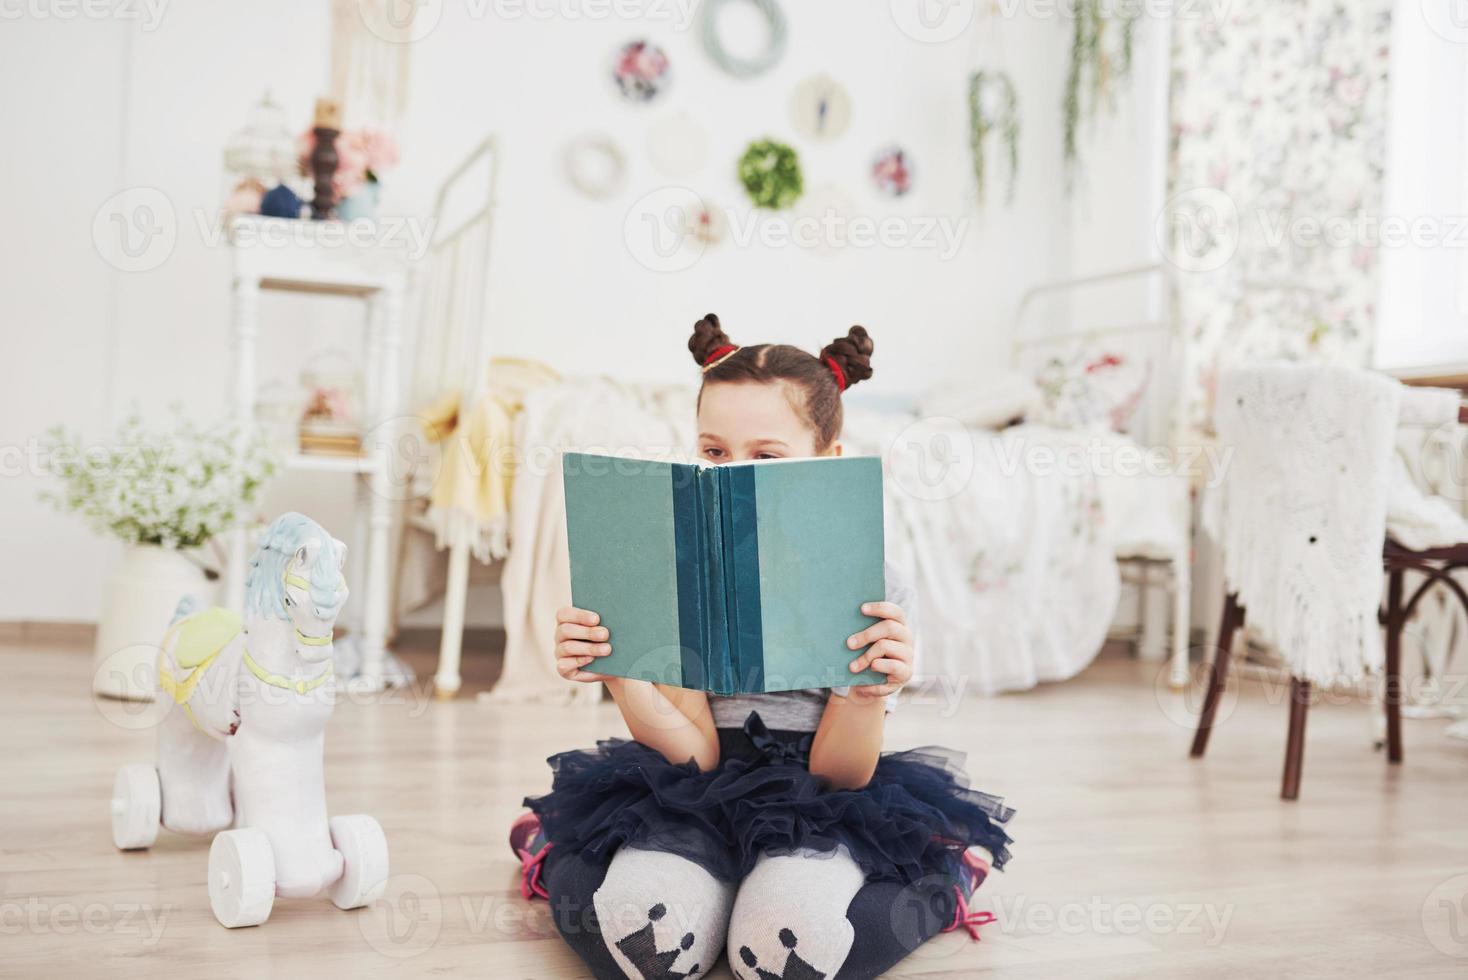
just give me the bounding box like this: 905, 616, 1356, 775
1012, 262, 1193, 688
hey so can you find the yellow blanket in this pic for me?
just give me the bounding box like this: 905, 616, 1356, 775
421, 357, 560, 561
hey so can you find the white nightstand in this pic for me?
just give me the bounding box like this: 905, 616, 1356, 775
226, 215, 409, 691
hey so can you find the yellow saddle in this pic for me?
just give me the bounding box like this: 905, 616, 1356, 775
159, 607, 242, 706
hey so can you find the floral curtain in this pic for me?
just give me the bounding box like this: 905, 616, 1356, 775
1166, 0, 1394, 436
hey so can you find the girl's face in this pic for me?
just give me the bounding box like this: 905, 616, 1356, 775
697, 381, 841, 463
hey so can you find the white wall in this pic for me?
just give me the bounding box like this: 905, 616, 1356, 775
4, 3, 1170, 624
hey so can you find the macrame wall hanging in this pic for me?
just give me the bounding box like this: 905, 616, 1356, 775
962, 6, 1022, 208
968, 70, 1020, 205
330, 0, 417, 131
1063, 0, 1141, 175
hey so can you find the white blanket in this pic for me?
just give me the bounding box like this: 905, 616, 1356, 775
1205, 364, 1401, 684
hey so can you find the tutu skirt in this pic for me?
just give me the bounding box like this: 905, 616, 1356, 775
524, 712, 1014, 885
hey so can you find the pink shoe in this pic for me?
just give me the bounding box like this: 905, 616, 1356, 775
509, 811, 552, 900
942, 848, 995, 941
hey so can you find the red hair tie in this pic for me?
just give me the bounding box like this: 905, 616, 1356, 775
702, 344, 739, 371
824, 355, 848, 392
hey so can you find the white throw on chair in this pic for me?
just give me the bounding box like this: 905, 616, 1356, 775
1190, 363, 1401, 799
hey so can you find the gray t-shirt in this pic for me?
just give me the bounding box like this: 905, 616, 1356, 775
708, 562, 915, 733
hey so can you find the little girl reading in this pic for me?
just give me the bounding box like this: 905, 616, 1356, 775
510, 315, 1014, 980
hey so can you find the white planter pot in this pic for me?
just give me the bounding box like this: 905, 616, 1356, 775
93, 545, 218, 701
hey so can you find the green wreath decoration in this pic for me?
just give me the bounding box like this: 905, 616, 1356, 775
737, 138, 803, 210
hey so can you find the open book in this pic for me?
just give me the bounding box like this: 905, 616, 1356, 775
562, 452, 886, 695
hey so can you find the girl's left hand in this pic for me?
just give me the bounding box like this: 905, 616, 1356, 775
843, 601, 913, 703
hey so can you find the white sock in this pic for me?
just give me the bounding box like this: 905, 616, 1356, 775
593, 847, 736, 979
727, 847, 866, 980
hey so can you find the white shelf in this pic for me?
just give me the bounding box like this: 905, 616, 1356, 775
284, 452, 378, 474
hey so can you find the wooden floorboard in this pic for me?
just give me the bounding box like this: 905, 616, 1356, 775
2, 639, 1465, 978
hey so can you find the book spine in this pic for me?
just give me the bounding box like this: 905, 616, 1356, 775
670, 462, 705, 690
701, 467, 733, 696
720, 465, 765, 694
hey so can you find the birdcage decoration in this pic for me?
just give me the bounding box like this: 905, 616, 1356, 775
222, 92, 300, 211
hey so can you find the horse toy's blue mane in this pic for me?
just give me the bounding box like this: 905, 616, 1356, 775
244, 512, 345, 621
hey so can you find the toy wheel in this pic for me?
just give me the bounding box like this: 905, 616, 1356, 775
111, 765, 161, 851
209, 828, 276, 928
328, 814, 389, 910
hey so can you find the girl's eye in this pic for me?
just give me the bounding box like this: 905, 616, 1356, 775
702, 446, 725, 459
755, 452, 781, 460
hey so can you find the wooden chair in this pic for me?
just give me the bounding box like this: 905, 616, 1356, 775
1190, 539, 1468, 799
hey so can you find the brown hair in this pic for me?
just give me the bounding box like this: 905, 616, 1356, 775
687, 313, 874, 451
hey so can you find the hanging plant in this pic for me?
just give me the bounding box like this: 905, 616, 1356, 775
1063, 0, 1141, 175
968, 70, 1020, 205
738, 138, 803, 209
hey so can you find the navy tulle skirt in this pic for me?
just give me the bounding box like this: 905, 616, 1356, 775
523, 712, 1014, 885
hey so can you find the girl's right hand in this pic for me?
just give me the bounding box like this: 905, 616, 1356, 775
555, 606, 612, 682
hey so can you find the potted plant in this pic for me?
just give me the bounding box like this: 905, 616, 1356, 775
42, 413, 276, 700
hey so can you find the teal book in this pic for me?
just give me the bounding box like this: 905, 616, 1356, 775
562, 452, 886, 695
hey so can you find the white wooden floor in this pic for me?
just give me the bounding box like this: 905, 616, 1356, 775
3, 638, 1467, 978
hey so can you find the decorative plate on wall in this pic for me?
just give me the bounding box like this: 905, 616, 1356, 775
613, 40, 671, 103
871, 145, 914, 197
647, 111, 710, 178
790, 73, 852, 143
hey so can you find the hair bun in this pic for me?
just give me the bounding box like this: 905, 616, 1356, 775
819, 325, 874, 390
688, 313, 735, 366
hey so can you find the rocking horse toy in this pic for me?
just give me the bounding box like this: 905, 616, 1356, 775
109, 512, 389, 929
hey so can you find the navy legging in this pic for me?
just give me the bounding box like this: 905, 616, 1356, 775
541, 846, 956, 980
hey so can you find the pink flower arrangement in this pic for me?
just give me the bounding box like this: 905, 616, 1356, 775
297, 126, 400, 201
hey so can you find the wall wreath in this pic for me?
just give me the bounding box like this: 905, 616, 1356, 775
701, 0, 788, 79
738, 138, 803, 209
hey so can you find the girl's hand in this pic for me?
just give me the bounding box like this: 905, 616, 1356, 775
555, 606, 612, 682
843, 601, 914, 703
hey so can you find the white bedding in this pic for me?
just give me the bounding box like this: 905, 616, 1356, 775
484, 380, 1131, 703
